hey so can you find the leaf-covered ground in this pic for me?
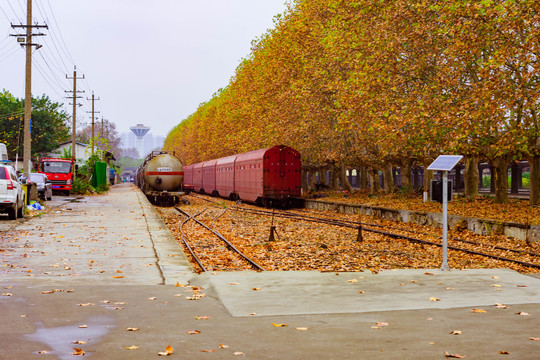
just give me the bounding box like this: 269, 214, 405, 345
314, 191, 540, 225
156, 195, 540, 274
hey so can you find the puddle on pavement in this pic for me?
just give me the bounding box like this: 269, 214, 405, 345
26, 315, 115, 359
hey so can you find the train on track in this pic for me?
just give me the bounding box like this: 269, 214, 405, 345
184, 145, 302, 208
136, 145, 302, 208
135, 151, 185, 206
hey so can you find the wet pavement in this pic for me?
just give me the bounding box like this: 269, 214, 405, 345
1, 183, 539, 359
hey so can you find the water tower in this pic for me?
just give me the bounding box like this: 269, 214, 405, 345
130, 124, 150, 158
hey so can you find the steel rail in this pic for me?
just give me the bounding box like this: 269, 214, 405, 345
175, 207, 265, 272
186, 193, 540, 269
178, 208, 207, 272
362, 226, 540, 270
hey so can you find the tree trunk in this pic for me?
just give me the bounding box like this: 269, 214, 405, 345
493, 157, 509, 204
301, 167, 309, 194
464, 156, 479, 197
319, 166, 328, 187
359, 167, 369, 190
330, 164, 339, 190
529, 155, 540, 206
383, 163, 395, 194
400, 162, 412, 190
423, 160, 434, 202
369, 168, 380, 192
308, 168, 317, 191
339, 163, 354, 193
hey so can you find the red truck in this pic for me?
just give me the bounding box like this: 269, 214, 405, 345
38, 158, 75, 195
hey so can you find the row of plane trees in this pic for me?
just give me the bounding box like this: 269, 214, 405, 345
164, 0, 540, 205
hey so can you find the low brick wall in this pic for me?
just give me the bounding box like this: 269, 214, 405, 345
304, 199, 539, 242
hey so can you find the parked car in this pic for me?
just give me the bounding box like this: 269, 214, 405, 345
28, 173, 53, 201
0, 165, 25, 219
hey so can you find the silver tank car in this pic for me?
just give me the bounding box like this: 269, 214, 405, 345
136, 151, 184, 206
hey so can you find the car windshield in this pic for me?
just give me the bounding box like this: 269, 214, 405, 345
29, 173, 45, 183
42, 161, 72, 174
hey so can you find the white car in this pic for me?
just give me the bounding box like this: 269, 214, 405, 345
0, 165, 25, 219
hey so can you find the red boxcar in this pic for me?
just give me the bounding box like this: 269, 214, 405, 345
216, 155, 238, 199
184, 145, 301, 207
193, 162, 204, 193
202, 159, 218, 195
183, 164, 194, 191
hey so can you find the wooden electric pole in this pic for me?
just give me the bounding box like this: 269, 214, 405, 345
86, 92, 100, 156
10, 0, 47, 177
66, 67, 85, 161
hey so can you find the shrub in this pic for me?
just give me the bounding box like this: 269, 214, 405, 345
71, 178, 93, 195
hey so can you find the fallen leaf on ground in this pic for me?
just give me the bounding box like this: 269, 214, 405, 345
72, 341, 87, 344
472, 309, 487, 313
233, 352, 245, 356
195, 316, 210, 320
201, 349, 216, 353
78, 303, 94, 307
449, 330, 462, 335
158, 345, 174, 356
252, 287, 262, 290
499, 351, 510, 355
516, 312, 530, 316
529, 337, 540, 341
491, 284, 501, 287
376, 322, 388, 327
187, 330, 201, 334
148, 297, 157, 300
272, 323, 288, 327
126, 327, 139, 331
38, 350, 49, 354
72, 348, 85, 356
430, 297, 440, 302
424, 272, 435, 275
444, 352, 467, 358
219, 344, 229, 349
495, 304, 509, 309
78, 325, 87, 328
296, 327, 309, 331
348, 279, 358, 283
126, 345, 139, 350
228, 282, 239, 285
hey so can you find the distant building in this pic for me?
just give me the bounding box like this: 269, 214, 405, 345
120, 131, 164, 158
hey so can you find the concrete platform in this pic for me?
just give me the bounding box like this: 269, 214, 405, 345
1, 184, 539, 359
194, 269, 540, 317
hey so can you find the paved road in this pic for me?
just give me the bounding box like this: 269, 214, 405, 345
1, 183, 539, 359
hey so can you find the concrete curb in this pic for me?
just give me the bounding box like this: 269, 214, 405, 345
135, 189, 195, 285
305, 199, 539, 242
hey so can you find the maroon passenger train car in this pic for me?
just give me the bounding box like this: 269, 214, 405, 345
184, 145, 301, 207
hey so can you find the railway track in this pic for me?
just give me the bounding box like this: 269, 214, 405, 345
174, 206, 265, 273
186, 193, 540, 270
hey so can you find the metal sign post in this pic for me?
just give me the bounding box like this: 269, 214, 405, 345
427, 155, 463, 271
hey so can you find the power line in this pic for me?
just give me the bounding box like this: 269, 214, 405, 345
44, 0, 75, 65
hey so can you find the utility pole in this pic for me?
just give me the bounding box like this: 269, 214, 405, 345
66, 67, 85, 161
86, 92, 100, 156
100, 118, 109, 151
11, 0, 47, 177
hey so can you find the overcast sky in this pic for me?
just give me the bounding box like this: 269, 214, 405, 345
0, 0, 289, 138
